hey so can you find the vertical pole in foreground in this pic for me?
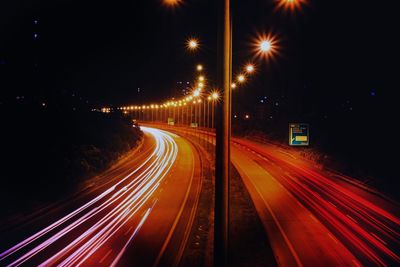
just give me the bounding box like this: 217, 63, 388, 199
215, 0, 231, 266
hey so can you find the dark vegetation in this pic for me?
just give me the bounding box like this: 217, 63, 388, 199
232, 95, 398, 201
0, 102, 142, 218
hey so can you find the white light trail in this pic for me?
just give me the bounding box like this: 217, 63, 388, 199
1, 127, 178, 267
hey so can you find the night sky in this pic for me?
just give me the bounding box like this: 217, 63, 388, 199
1, 0, 397, 106
0, 0, 399, 195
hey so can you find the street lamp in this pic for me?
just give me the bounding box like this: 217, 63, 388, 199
187, 38, 199, 50
260, 40, 272, 52
237, 74, 246, 83
245, 64, 255, 74
193, 89, 201, 97
254, 33, 279, 60
276, 0, 307, 12
162, 0, 182, 7
212, 92, 220, 100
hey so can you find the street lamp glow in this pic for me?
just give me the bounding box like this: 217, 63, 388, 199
187, 38, 199, 50
198, 82, 204, 88
193, 89, 200, 97
253, 33, 279, 60
197, 64, 203, 71
212, 92, 220, 100
231, 83, 237, 89
162, 0, 182, 8
276, 0, 308, 12
245, 64, 255, 73
198, 76, 205, 82
260, 40, 272, 52
237, 74, 246, 83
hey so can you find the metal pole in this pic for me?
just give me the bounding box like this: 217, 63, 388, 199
212, 101, 215, 129
215, 0, 231, 265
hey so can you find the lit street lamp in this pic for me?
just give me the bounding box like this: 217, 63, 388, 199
187, 38, 199, 50
245, 64, 255, 73
237, 74, 246, 83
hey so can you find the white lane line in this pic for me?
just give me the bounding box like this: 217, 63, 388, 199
243, 173, 303, 267
124, 227, 134, 236
99, 249, 113, 264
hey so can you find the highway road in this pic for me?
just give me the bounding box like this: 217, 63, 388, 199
0, 127, 202, 267
232, 138, 400, 267
150, 124, 400, 267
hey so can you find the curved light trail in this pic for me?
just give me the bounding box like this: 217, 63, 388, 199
0, 127, 178, 267
154, 126, 400, 266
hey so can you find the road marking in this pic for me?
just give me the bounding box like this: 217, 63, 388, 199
241, 170, 304, 267
124, 226, 134, 236
99, 249, 113, 263
309, 214, 318, 223
327, 233, 339, 244
279, 150, 297, 159
370, 232, 387, 245
352, 259, 362, 267
152, 137, 196, 267
346, 214, 358, 224
328, 201, 337, 208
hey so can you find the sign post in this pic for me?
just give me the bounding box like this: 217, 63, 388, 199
289, 123, 310, 146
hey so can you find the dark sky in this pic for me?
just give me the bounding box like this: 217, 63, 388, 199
0, 0, 398, 107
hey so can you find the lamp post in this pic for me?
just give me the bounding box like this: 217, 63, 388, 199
160, 1, 302, 265
215, 0, 231, 265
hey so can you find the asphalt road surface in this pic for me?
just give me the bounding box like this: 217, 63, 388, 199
232, 138, 400, 267
149, 124, 400, 267
0, 127, 202, 267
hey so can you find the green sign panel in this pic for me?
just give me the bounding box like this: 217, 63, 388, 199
289, 123, 309, 146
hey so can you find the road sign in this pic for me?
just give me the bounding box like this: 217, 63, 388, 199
167, 118, 175, 126
289, 123, 309, 146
